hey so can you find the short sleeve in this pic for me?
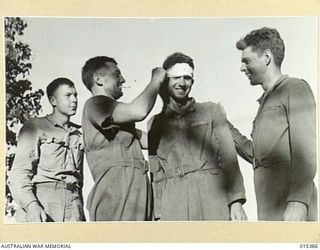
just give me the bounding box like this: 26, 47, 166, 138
85, 96, 119, 129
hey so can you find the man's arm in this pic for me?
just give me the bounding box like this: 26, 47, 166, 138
283, 80, 316, 221
112, 67, 166, 123
8, 121, 47, 222
227, 120, 254, 164
212, 104, 247, 221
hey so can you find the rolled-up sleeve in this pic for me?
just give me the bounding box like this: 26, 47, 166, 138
8, 121, 39, 210
286, 80, 316, 207
212, 104, 246, 205
86, 96, 119, 129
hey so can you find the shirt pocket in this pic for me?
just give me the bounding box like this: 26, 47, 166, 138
256, 105, 289, 159
185, 120, 209, 158
37, 135, 69, 171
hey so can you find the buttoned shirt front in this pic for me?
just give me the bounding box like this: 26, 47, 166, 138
8, 115, 84, 210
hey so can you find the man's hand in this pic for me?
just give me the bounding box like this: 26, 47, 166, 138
26, 201, 48, 222
230, 202, 247, 221
283, 201, 307, 221
151, 67, 166, 86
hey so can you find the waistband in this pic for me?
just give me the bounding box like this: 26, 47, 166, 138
91, 159, 149, 182
154, 160, 221, 181
253, 157, 290, 170
35, 181, 80, 193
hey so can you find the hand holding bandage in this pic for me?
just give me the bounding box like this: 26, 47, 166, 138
166, 63, 194, 78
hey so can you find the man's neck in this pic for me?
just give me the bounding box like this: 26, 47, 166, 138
50, 111, 70, 128
168, 96, 189, 107
261, 68, 283, 92
91, 88, 115, 100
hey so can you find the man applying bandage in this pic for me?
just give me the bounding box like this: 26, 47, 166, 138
81, 56, 166, 221
148, 52, 247, 221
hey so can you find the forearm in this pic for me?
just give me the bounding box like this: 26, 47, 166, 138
8, 121, 39, 210
129, 81, 160, 121
227, 120, 253, 163
8, 167, 38, 210
112, 67, 165, 123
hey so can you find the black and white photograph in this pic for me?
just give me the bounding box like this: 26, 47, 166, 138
4, 16, 318, 225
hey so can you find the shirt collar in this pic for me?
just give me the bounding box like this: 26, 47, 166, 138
164, 97, 196, 116
257, 75, 289, 104
46, 115, 82, 133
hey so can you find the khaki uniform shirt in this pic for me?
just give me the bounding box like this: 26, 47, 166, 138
8, 115, 84, 211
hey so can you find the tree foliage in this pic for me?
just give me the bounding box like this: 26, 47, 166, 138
5, 17, 44, 218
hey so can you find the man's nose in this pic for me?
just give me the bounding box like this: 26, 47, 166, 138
240, 63, 246, 72
120, 74, 125, 83
177, 76, 187, 85
71, 94, 77, 103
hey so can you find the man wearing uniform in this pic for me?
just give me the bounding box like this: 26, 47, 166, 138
9, 78, 85, 222
81, 56, 165, 221
228, 27, 317, 221
148, 52, 247, 221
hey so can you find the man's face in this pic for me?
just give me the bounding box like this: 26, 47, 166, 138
240, 46, 267, 86
50, 84, 78, 117
98, 62, 125, 100
167, 63, 194, 102
167, 76, 193, 101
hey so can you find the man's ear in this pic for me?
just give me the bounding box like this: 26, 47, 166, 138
264, 49, 272, 66
93, 73, 103, 86
49, 96, 56, 107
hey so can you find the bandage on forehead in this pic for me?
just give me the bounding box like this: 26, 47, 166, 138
166, 63, 194, 78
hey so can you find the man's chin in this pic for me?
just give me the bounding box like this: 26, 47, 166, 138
249, 80, 259, 86
69, 111, 77, 116
115, 92, 123, 100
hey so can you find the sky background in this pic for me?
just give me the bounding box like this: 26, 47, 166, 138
17, 16, 317, 221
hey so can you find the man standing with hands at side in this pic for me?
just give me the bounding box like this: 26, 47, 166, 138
228, 27, 317, 221
8, 78, 85, 222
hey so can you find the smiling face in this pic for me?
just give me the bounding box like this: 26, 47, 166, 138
167, 74, 193, 102
50, 84, 78, 117
240, 46, 267, 86
97, 62, 126, 100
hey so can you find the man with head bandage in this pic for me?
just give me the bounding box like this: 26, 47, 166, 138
166, 62, 194, 78
148, 52, 247, 221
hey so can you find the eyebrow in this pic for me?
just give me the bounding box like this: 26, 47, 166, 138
241, 57, 250, 62
113, 69, 121, 75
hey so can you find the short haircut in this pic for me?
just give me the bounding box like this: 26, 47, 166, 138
46, 78, 75, 99
81, 56, 117, 91
236, 27, 285, 67
162, 52, 194, 70
159, 52, 194, 106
